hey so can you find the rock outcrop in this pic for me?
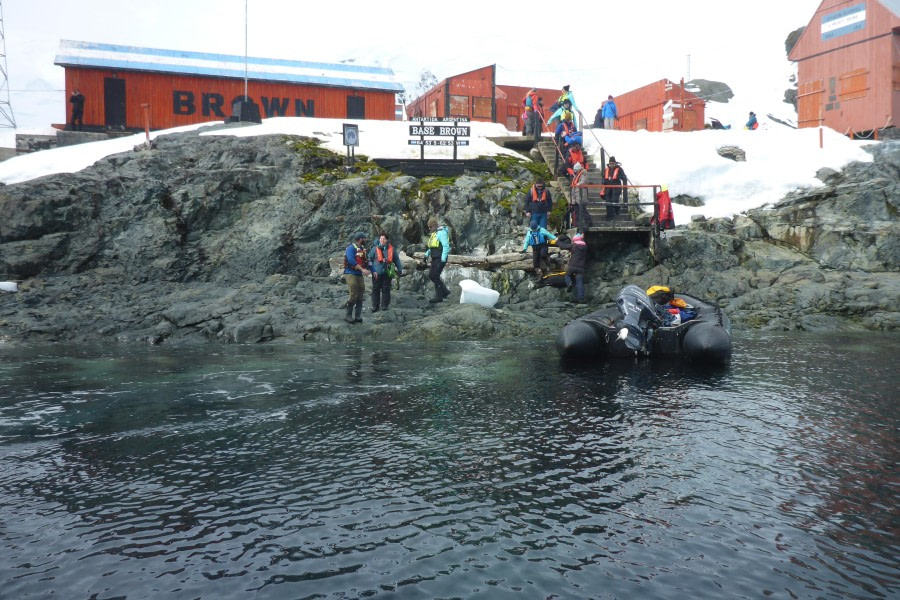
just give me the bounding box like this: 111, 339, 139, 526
1, 128, 897, 344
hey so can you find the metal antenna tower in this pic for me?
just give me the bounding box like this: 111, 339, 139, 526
0, 1, 16, 128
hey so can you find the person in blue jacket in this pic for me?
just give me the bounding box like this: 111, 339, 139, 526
556, 85, 580, 114
602, 95, 618, 129
367, 232, 403, 312
745, 111, 758, 130
547, 100, 575, 128
343, 232, 371, 323
521, 223, 557, 279
425, 217, 452, 303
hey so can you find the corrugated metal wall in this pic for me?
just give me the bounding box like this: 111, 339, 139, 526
789, 0, 900, 133
63, 68, 398, 130
407, 65, 497, 123
615, 80, 705, 132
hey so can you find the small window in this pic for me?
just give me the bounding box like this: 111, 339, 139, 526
839, 68, 868, 101
636, 118, 648, 131
472, 97, 492, 119
450, 95, 468, 117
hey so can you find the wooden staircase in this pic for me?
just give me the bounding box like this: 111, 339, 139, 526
531, 136, 661, 259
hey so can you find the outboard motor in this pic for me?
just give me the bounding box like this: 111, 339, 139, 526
615, 285, 663, 352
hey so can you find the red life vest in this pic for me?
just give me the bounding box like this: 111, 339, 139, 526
530, 186, 549, 205
568, 148, 585, 167
375, 244, 394, 263
604, 166, 621, 181
571, 169, 586, 188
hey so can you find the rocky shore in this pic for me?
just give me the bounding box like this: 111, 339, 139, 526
1, 128, 897, 345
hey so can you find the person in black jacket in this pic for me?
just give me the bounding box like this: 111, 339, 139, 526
69, 90, 85, 131
523, 178, 552, 230
602, 156, 627, 220
564, 233, 588, 302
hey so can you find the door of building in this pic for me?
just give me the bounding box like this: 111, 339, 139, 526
347, 96, 365, 119
104, 78, 126, 129
797, 80, 824, 128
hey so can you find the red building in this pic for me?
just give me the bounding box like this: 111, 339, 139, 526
614, 79, 706, 132
788, 0, 900, 134
54, 40, 403, 131
405, 65, 564, 132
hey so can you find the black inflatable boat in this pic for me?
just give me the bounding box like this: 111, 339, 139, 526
556, 285, 732, 363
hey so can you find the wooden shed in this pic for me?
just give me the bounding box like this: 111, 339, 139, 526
405, 65, 562, 132
788, 0, 900, 134
613, 79, 706, 132
54, 40, 403, 131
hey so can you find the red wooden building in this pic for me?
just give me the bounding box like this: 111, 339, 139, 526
788, 0, 900, 134
614, 79, 706, 132
405, 65, 564, 132
54, 40, 403, 131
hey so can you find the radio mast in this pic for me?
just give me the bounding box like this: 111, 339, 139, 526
0, 1, 16, 128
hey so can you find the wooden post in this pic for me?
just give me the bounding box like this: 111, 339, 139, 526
141, 103, 151, 143
819, 127, 823, 149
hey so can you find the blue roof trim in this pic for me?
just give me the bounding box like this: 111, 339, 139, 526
57, 56, 403, 91
54, 39, 403, 92
56, 40, 395, 77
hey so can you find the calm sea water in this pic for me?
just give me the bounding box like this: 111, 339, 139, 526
0, 332, 897, 600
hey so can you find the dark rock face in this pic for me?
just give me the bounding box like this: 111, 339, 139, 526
687, 79, 734, 104
716, 145, 746, 162
785, 27, 805, 57
1, 130, 897, 344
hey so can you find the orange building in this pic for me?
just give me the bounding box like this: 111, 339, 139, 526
405, 65, 564, 132
614, 79, 706, 132
54, 40, 403, 131
789, 0, 900, 134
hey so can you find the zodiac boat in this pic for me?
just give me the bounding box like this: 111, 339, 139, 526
556, 285, 732, 363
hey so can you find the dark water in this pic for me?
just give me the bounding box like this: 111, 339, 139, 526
0, 332, 897, 599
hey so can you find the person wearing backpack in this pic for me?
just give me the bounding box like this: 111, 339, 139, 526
547, 99, 575, 129
553, 114, 582, 152
425, 217, 452, 303
343, 232, 371, 323
523, 178, 553, 230
368, 232, 403, 312
521, 222, 557, 280
522, 88, 541, 140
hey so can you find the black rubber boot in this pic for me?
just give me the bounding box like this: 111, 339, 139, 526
353, 302, 363, 323
344, 303, 354, 323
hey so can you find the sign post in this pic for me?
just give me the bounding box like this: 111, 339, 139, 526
343, 123, 359, 171
408, 117, 470, 160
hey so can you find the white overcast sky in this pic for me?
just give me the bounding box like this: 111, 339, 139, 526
4, 0, 821, 130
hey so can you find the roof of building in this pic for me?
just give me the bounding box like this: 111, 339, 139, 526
54, 40, 403, 92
